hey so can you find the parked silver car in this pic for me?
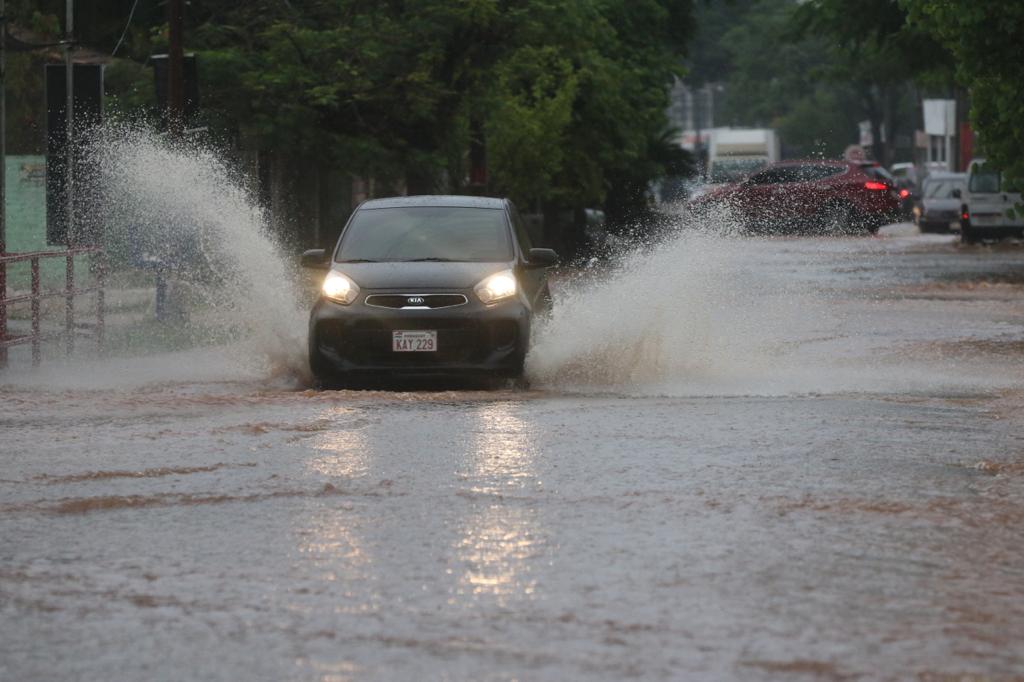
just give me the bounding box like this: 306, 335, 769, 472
914, 172, 966, 233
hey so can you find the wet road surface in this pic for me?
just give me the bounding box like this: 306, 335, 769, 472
2, 229, 1024, 680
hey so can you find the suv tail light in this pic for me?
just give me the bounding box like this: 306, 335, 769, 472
864, 181, 889, 191
898, 188, 910, 198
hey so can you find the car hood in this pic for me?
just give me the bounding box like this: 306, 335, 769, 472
332, 261, 510, 290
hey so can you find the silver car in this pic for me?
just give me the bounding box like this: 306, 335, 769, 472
915, 172, 966, 233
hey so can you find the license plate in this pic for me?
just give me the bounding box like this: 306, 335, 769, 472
392, 330, 437, 352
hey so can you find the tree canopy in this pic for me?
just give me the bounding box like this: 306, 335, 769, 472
901, 0, 1024, 187
6, 0, 696, 251
10, 0, 696, 251
20, 0, 1022, 238
191, 1, 694, 226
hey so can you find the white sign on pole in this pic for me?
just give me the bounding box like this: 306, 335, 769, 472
859, 120, 872, 147
923, 99, 956, 136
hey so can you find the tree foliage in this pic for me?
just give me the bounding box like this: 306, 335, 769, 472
901, 0, 1024, 186
188, 0, 694, 229
715, 1, 865, 157
9, 0, 696, 250
690, 0, 950, 164
791, 0, 952, 166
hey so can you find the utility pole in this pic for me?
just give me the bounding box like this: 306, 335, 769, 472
1, 0, 7, 366
167, 0, 184, 137
64, 0, 75, 356
64, 0, 74, 246
0, 0, 6, 257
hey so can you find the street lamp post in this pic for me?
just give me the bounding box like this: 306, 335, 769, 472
1, 0, 7, 365
168, 0, 184, 137
1, 0, 6, 256
64, 0, 75, 356
64, 0, 74, 246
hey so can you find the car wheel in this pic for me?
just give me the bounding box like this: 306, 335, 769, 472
534, 287, 554, 326
501, 354, 529, 390
960, 225, 979, 245
308, 336, 340, 389
509, 374, 530, 390
856, 212, 881, 235
822, 202, 856, 234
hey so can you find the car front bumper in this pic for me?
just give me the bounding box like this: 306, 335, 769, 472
962, 223, 1024, 239
309, 295, 529, 377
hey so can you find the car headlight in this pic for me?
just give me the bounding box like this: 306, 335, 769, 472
321, 270, 359, 305
474, 269, 517, 305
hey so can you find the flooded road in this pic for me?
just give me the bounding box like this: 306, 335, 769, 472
3, 229, 1024, 680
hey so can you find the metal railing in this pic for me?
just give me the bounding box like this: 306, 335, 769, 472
0, 247, 105, 368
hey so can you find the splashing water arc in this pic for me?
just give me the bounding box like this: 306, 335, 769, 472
524, 209, 820, 392
63, 125, 1010, 397
87, 125, 310, 381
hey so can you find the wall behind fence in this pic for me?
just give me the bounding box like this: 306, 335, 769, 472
6, 155, 91, 288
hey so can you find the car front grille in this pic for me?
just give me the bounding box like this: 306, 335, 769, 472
364, 294, 468, 309
317, 317, 518, 366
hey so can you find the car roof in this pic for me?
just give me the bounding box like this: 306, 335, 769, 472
358, 195, 506, 210
764, 159, 854, 171
771, 159, 849, 166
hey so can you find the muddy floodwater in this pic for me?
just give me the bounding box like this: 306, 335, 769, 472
3, 229, 1024, 681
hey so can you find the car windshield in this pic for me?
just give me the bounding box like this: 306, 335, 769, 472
335, 206, 513, 262
969, 163, 1001, 193
924, 179, 964, 199
748, 164, 844, 184
864, 165, 896, 184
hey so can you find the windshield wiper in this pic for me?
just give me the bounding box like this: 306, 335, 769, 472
401, 257, 457, 262
336, 258, 379, 263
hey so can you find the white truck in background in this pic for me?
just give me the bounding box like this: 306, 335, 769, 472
959, 158, 1024, 244
705, 128, 780, 186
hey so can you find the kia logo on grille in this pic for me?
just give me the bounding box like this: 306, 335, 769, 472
406, 296, 425, 305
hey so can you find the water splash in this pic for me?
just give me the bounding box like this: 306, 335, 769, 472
526, 205, 821, 392
84, 124, 309, 383
525, 205, 1018, 397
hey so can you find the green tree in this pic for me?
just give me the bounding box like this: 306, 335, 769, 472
902, 0, 1024, 186
708, 1, 866, 158
188, 0, 695, 250
793, 0, 952, 166
685, 0, 757, 86
9, 1, 697, 253
693, 0, 950, 163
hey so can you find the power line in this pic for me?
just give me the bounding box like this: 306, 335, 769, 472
111, 0, 141, 57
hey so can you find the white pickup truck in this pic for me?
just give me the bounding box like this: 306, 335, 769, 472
959, 158, 1024, 244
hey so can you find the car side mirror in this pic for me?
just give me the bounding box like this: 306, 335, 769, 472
301, 249, 328, 269
951, 188, 961, 198
527, 248, 559, 268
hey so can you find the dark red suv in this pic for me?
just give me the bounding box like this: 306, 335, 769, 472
694, 160, 901, 233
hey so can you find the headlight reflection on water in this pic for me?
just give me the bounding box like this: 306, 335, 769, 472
456, 403, 543, 603
296, 410, 372, 586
